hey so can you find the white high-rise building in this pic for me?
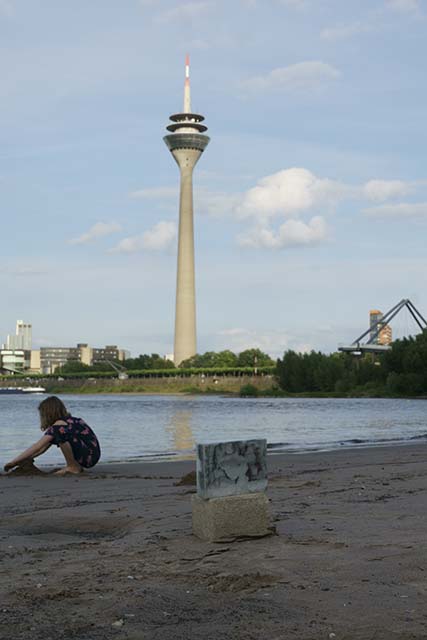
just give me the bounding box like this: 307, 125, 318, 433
6, 320, 32, 350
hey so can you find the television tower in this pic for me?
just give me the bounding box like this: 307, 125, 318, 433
164, 56, 210, 365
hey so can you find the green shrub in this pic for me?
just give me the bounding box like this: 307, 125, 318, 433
239, 384, 259, 398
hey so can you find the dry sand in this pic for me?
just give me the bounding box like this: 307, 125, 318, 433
1, 444, 427, 639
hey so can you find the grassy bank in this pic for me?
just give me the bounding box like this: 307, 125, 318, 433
39, 375, 278, 396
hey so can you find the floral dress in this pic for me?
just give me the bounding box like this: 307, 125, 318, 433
44, 416, 101, 468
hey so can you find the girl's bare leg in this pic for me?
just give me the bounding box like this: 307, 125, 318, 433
54, 442, 83, 475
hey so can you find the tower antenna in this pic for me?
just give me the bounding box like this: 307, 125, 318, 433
184, 54, 191, 113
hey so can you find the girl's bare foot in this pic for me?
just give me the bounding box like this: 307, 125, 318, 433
54, 465, 83, 476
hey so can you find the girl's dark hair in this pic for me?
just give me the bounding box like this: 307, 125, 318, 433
38, 396, 70, 430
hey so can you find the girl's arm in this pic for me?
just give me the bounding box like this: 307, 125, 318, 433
4, 435, 53, 472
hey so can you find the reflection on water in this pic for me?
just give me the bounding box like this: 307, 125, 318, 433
167, 410, 194, 454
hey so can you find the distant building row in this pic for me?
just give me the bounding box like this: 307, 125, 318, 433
1, 343, 130, 375
1, 320, 129, 374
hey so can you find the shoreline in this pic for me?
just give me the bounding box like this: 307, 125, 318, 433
3, 381, 427, 402
41, 439, 427, 472
3, 376, 427, 399
13, 437, 427, 471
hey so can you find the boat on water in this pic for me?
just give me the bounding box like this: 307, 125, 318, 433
0, 387, 46, 395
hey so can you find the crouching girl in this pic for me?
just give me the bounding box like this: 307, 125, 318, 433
4, 396, 101, 475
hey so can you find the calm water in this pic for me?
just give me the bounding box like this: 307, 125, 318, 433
1, 394, 427, 466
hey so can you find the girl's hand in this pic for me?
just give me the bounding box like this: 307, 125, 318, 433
4, 463, 15, 472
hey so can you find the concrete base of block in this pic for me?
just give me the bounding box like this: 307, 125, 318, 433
191, 492, 271, 543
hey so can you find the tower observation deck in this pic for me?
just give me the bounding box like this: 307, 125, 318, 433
164, 56, 210, 366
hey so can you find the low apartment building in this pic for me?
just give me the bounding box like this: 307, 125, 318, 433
37, 343, 128, 374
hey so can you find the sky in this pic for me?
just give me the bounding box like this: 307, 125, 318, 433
1, 0, 426, 358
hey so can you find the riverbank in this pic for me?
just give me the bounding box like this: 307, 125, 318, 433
2, 375, 424, 399
2, 444, 427, 639
0, 374, 277, 396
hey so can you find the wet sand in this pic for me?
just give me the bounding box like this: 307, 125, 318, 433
1, 444, 427, 639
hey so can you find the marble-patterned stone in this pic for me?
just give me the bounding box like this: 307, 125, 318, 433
196, 439, 267, 499
191, 492, 271, 542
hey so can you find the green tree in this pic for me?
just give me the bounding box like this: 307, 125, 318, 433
237, 348, 274, 368
125, 354, 175, 370
180, 351, 239, 368
56, 361, 91, 374
213, 350, 238, 368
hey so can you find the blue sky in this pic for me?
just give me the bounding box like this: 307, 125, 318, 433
1, 0, 426, 357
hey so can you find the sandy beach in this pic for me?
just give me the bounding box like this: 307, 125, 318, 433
1, 444, 427, 639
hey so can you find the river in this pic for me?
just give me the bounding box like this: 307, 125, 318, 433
1, 393, 427, 467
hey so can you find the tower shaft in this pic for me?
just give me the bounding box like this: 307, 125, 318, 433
174, 154, 199, 365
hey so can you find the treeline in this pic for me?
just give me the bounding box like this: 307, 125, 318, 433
9, 337, 426, 396
126, 348, 274, 370
277, 331, 427, 396
54, 348, 274, 375
180, 348, 275, 369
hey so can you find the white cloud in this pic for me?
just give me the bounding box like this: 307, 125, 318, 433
238, 216, 327, 249
134, 172, 421, 226
156, 1, 212, 23
320, 23, 373, 41
142, 221, 176, 250
69, 222, 122, 245
130, 186, 178, 199
196, 188, 240, 217
110, 236, 145, 254
130, 184, 238, 217
317, 0, 421, 43
364, 202, 427, 217
134, 170, 427, 254
215, 327, 308, 358
386, 0, 420, 12
237, 168, 348, 220
241, 61, 341, 93
363, 179, 412, 201
12, 266, 48, 277
110, 221, 176, 254
0, 264, 48, 277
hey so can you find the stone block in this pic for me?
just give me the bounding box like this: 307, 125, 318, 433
191, 492, 271, 542
196, 439, 267, 499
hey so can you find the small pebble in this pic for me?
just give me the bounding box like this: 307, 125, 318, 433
112, 619, 124, 628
